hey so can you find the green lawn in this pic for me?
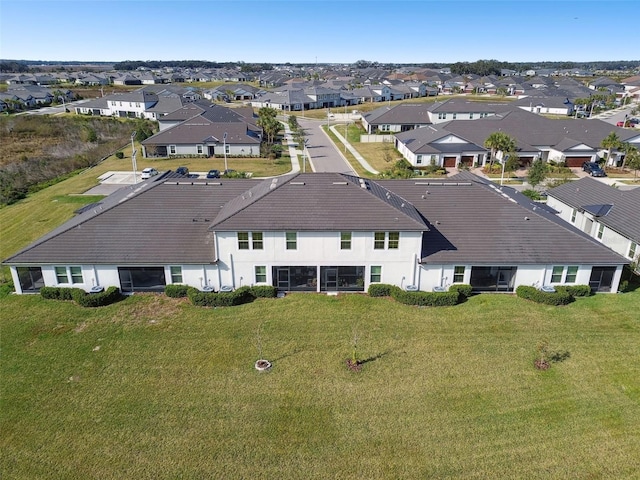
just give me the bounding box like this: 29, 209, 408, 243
1, 291, 639, 479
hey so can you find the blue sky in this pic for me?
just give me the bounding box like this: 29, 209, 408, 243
1, 0, 638, 64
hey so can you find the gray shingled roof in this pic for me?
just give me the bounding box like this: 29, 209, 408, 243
379, 172, 627, 265
4, 175, 260, 265
395, 125, 487, 155
142, 117, 259, 146
440, 109, 640, 151
4, 173, 628, 268
364, 104, 433, 125
210, 173, 429, 232
546, 177, 640, 242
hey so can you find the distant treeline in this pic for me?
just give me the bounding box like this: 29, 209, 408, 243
112, 60, 275, 73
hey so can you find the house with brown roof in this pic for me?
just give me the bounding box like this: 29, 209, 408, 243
4, 172, 627, 295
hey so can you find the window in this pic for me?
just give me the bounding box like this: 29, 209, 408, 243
69, 266, 83, 284
453, 266, 465, 283
54, 266, 83, 284
438, 112, 446, 120
597, 223, 604, 239
169, 145, 176, 154
238, 232, 249, 250
388, 232, 399, 249
452, 113, 457, 120
252, 232, 263, 250
374, 232, 385, 249
197, 145, 203, 154
416, 155, 422, 165
286, 232, 297, 250
225, 144, 230, 154
551, 266, 564, 283
469, 113, 474, 119
255, 266, 266, 283
55, 266, 68, 283
629, 242, 638, 259
340, 232, 351, 250
170, 266, 183, 283
565, 266, 578, 283
571, 209, 577, 223
370, 266, 381, 283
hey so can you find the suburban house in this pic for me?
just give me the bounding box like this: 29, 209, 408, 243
251, 85, 350, 111
394, 124, 488, 168
141, 102, 261, 158
74, 88, 192, 119
361, 104, 434, 134
546, 178, 640, 274
4, 172, 627, 296
432, 109, 640, 167
203, 84, 265, 101
511, 96, 575, 116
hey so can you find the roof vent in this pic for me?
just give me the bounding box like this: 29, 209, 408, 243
332, 181, 348, 185
290, 181, 306, 185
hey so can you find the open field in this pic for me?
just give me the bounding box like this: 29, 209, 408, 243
1, 290, 639, 479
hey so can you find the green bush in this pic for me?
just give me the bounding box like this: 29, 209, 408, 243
72, 286, 122, 307
0, 281, 14, 298
516, 285, 573, 306
40, 286, 84, 301
188, 286, 254, 307
390, 287, 459, 307
249, 285, 277, 298
41, 286, 122, 307
368, 284, 394, 297
449, 284, 472, 299
115, 151, 124, 159
556, 285, 592, 297
165, 284, 190, 298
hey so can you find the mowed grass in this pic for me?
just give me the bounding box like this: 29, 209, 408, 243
2, 291, 639, 479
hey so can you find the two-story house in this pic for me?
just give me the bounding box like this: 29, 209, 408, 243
546, 177, 640, 274
4, 172, 627, 296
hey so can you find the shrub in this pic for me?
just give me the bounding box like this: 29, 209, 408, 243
556, 284, 592, 297
516, 285, 573, 305
41, 286, 122, 306
115, 151, 124, 159
449, 284, 472, 299
390, 287, 459, 307
165, 284, 189, 298
72, 286, 122, 307
249, 285, 277, 298
40, 286, 83, 301
188, 286, 254, 307
0, 281, 14, 298
368, 284, 394, 297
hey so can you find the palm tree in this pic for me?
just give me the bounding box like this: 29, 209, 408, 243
484, 132, 516, 170
620, 143, 639, 174
600, 132, 621, 167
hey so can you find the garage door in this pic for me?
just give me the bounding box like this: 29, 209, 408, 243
519, 156, 534, 167
443, 157, 457, 167
565, 156, 592, 168
461, 155, 474, 166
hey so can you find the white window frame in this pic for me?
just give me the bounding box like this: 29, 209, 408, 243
286, 232, 297, 250
54, 266, 83, 284
255, 266, 267, 283
170, 266, 183, 284
370, 266, 382, 283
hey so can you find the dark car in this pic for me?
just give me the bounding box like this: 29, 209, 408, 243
582, 162, 606, 177
206, 169, 220, 179
175, 166, 189, 176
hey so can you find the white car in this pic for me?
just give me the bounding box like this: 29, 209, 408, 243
141, 167, 158, 179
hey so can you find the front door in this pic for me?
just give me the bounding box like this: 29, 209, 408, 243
589, 267, 616, 292
276, 268, 290, 290
323, 268, 338, 292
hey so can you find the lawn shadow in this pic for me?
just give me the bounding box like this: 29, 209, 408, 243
359, 350, 391, 365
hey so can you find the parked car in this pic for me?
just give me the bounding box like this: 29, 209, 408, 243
629, 117, 639, 125
582, 162, 606, 177
206, 169, 220, 179
175, 166, 189, 176
140, 167, 158, 179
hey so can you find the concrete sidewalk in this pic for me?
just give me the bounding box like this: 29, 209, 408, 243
328, 124, 379, 175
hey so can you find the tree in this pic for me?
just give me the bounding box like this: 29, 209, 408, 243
257, 107, 281, 145
484, 132, 516, 170
601, 132, 621, 166
622, 143, 640, 179
288, 115, 299, 131
528, 159, 547, 188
